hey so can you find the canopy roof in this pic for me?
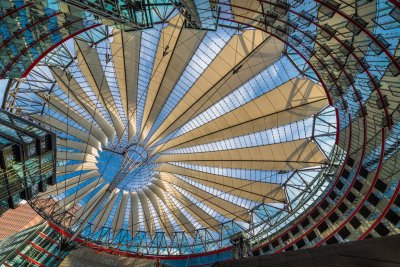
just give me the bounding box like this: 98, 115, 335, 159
5, 13, 336, 255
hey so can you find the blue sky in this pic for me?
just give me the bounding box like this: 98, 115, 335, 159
0, 79, 7, 105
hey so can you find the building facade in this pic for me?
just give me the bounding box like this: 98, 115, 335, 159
0, 223, 68, 267
0, 109, 56, 214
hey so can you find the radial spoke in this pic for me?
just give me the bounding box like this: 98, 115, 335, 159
156, 139, 327, 171
159, 173, 252, 222
153, 78, 327, 153
75, 39, 125, 139
50, 66, 117, 142
110, 30, 141, 142
147, 29, 284, 146
157, 164, 286, 203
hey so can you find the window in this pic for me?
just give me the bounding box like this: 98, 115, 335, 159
292, 226, 299, 236
307, 231, 317, 242
346, 157, 354, 167
329, 191, 337, 200
359, 206, 371, 218
346, 192, 356, 203
353, 180, 363, 191
318, 221, 328, 233
367, 193, 380, 206
321, 200, 329, 210
338, 203, 348, 213
338, 227, 351, 239
326, 236, 338, 244
281, 233, 289, 242
329, 212, 339, 224
350, 217, 361, 229
359, 167, 369, 179
395, 195, 400, 207
336, 180, 344, 190
296, 239, 306, 249
374, 223, 390, 236
301, 218, 310, 228
374, 179, 387, 193
342, 169, 350, 179
385, 209, 400, 226
311, 210, 320, 220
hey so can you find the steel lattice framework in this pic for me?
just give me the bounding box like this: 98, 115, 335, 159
3, 14, 337, 255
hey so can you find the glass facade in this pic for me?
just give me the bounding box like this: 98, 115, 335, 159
0, 109, 56, 214
0, 223, 68, 267
0, 1, 99, 79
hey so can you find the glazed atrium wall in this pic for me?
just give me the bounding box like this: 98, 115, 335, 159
0, 109, 56, 215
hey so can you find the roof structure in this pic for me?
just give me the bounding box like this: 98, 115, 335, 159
2, 10, 336, 255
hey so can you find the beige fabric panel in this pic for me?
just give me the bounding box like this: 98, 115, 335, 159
143, 187, 175, 238
110, 29, 127, 117
56, 172, 98, 193
159, 173, 251, 222
41, 170, 100, 197
148, 30, 283, 146
151, 180, 220, 233
92, 189, 120, 233
158, 99, 327, 153
57, 138, 99, 157
72, 184, 108, 225
157, 164, 285, 203
137, 190, 155, 235
30, 114, 101, 150
170, 36, 283, 128
147, 183, 197, 236
57, 151, 98, 163
56, 162, 98, 174
50, 67, 116, 142
123, 30, 141, 142
111, 30, 141, 142
38, 92, 108, 146
155, 78, 327, 153
75, 39, 125, 139
55, 180, 105, 216
231, 0, 262, 25
140, 15, 185, 136
129, 192, 139, 234
55, 178, 104, 213
111, 191, 129, 233
156, 139, 326, 171
141, 24, 206, 140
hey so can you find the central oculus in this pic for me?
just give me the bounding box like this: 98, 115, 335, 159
97, 144, 154, 191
